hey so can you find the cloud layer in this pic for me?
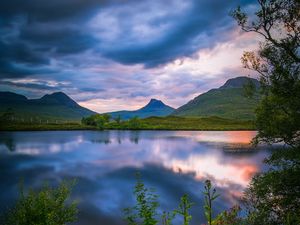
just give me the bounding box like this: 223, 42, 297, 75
0, 0, 258, 112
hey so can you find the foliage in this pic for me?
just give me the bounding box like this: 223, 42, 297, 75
202, 180, 220, 225
114, 115, 122, 124
81, 114, 111, 129
173, 194, 194, 225
242, 78, 258, 99
202, 180, 243, 225
231, 0, 300, 147
127, 116, 143, 129
110, 116, 254, 131
0, 122, 94, 131
161, 211, 175, 225
0, 116, 254, 131
232, 1, 300, 224
124, 173, 159, 225
0, 108, 15, 123
213, 205, 243, 225
124, 175, 245, 225
3, 180, 78, 225
243, 147, 300, 225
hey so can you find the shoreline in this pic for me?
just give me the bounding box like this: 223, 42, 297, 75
0, 127, 256, 132
0, 117, 255, 131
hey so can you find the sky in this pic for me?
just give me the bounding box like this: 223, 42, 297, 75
0, 0, 260, 113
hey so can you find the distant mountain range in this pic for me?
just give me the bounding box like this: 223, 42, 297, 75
172, 76, 261, 120
0, 92, 95, 121
0, 76, 261, 122
108, 99, 175, 120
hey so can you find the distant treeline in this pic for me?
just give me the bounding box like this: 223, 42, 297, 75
81, 113, 255, 131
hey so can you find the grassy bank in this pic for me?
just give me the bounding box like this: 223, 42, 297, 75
0, 122, 95, 131
141, 116, 255, 130
0, 116, 255, 131
104, 116, 255, 130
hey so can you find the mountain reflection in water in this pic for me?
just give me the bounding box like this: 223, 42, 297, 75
0, 130, 272, 225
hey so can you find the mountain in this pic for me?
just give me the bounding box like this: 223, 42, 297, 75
172, 76, 261, 120
0, 91, 96, 121
108, 99, 175, 120
219, 76, 260, 89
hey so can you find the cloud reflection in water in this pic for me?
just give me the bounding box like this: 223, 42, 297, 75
0, 130, 270, 224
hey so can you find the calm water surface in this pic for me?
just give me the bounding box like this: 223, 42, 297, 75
0, 130, 272, 224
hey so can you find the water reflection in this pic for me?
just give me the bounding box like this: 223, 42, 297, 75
0, 130, 272, 225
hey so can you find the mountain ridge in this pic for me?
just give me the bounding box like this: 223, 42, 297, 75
0, 91, 96, 121
172, 76, 261, 120
107, 98, 175, 120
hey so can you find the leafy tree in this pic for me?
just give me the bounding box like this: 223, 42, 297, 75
232, 1, 300, 224
114, 115, 122, 124
231, 0, 300, 147
128, 117, 142, 129
242, 147, 300, 225
102, 113, 111, 123
0, 108, 15, 123
213, 205, 243, 225
81, 116, 96, 126
242, 78, 258, 99
81, 114, 111, 129
3, 180, 78, 225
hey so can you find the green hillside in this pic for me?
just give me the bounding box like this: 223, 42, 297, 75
0, 92, 96, 122
172, 77, 261, 120
140, 116, 255, 130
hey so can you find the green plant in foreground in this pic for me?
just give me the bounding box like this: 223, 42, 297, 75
174, 194, 194, 225
203, 180, 220, 225
3, 180, 78, 225
124, 175, 245, 225
161, 211, 175, 225
124, 173, 159, 225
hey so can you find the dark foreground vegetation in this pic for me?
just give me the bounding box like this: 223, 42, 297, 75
1, 181, 78, 225
1, 176, 244, 225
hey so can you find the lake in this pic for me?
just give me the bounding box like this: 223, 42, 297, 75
0, 130, 272, 225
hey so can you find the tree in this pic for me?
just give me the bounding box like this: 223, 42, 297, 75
81, 114, 111, 129
243, 147, 300, 225
3, 181, 78, 225
114, 115, 122, 124
231, 0, 300, 147
0, 108, 15, 123
128, 117, 142, 129
232, 1, 300, 224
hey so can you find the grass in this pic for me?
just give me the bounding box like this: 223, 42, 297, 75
0, 122, 95, 131
0, 116, 255, 131
173, 88, 261, 120
107, 116, 255, 131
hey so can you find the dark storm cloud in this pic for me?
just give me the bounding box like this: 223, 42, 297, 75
19, 25, 99, 54
0, 0, 108, 22
0, 80, 69, 91
0, 0, 257, 108
100, 0, 256, 67
0, 0, 256, 71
